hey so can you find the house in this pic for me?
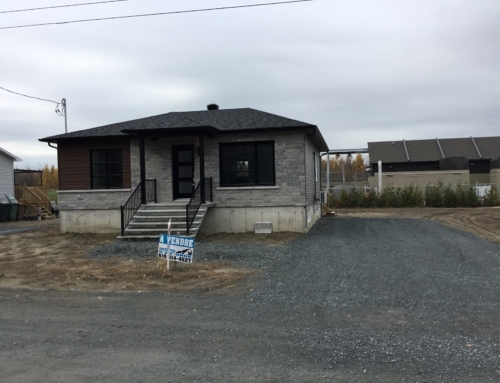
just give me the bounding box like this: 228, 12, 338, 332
39, 105, 328, 237
0, 147, 22, 203
367, 136, 500, 189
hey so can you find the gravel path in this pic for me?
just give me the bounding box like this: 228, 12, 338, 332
3, 217, 500, 382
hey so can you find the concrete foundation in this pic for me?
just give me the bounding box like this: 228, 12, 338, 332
60, 210, 121, 234
199, 205, 321, 235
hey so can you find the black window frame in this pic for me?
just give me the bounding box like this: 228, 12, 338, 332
90, 148, 123, 189
219, 141, 276, 187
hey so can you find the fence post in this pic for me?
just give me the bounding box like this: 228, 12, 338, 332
186, 204, 190, 235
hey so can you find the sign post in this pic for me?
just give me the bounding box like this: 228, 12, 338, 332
166, 219, 171, 271
158, 219, 195, 267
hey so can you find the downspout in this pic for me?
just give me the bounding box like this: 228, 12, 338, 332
304, 127, 318, 230
47, 142, 57, 149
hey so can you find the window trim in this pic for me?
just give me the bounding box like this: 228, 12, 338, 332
219, 141, 276, 187
89, 148, 123, 189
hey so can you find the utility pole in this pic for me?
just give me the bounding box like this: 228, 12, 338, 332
56, 98, 67, 133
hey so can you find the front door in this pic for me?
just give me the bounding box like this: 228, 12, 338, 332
172, 145, 194, 199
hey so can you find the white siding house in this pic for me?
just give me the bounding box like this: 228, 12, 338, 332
0, 147, 21, 203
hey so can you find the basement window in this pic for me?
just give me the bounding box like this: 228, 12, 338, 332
219, 141, 275, 187
90, 149, 123, 189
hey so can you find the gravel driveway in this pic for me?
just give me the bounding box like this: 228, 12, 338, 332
2, 217, 500, 382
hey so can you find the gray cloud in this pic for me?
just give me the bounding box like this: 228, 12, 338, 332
1, 0, 499, 168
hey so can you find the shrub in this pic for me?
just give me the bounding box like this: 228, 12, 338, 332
326, 182, 488, 209
442, 184, 457, 207
399, 184, 424, 207
425, 181, 444, 207
483, 186, 499, 207
339, 189, 351, 208
365, 188, 379, 207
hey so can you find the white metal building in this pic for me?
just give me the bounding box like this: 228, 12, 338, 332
0, 147, 22, 203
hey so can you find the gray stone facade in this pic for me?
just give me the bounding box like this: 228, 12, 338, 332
58, 129, 323, 233
129, 130, 311, 208
58, 189, 132, 210
130, 136, 200, 203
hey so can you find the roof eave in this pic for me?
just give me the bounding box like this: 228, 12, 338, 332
38, 134, 128, 143
0, 147, 22, 161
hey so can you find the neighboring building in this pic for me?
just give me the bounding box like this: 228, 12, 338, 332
39, 105, 328, 236
0, 147, 22, 203
367, 136, 500, 189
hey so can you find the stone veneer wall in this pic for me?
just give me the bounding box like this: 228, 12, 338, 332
57, 130, 321, 234
130, 136, 199, 203
57, 189, 132, 233
58, 189, 132, 210
205, 130, 307, 208
130, 130, 308, 208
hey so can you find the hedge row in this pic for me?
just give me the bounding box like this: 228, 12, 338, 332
329, 182, 499, 208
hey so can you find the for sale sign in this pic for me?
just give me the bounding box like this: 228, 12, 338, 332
158, 234, 195, 263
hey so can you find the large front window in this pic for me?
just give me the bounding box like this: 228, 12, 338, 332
90, 149, 123, 189
219, 141, 275, 187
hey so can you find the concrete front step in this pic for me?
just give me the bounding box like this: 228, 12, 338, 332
124, 228, 198, 236
132, 215, 203, 222
128, 221, 200, 228
134, 210, 206, 217
118, 234, 195, 241
121, 202, 214, 240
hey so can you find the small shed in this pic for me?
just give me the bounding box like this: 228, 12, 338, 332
0, 147, 22, 203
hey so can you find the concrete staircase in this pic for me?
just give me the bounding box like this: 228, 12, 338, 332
120, 202, 214, 240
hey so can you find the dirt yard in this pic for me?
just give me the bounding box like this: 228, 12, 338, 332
0, 220, 300, 294
0, 208, 499, 293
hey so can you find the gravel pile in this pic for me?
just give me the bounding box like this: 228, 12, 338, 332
84, 217, 500, 380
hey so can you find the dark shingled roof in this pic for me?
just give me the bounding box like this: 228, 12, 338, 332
368, 136, 500, 163
40, 107, 321, 141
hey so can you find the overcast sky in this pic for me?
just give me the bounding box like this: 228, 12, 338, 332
1, 0, 499, 168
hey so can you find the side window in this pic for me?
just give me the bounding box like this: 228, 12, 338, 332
90, 149, 123, 189
219, 141, 275, 187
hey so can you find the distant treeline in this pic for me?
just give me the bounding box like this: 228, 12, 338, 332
15, 165, 58, 189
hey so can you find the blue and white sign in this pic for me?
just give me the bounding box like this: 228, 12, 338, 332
158, 234, 195, 263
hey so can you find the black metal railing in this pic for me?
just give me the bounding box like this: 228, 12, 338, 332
120, 179, 157, 236
186, 177, 213, 235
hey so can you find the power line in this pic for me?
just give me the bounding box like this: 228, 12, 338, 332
0, 0, 129, 14
0, 86, 59, 104
0, 0, 313, 30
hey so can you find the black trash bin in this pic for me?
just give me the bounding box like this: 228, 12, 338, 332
4, 195, 19, 221
0, 202, 10, 222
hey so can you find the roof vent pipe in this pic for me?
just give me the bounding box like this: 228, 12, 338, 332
402, 139, 410, 161
207, 104, 219, 111
470, 136, 482, 158
436, 138, 445, 158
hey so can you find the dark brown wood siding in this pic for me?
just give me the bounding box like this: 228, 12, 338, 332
57, 138, 131, 190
